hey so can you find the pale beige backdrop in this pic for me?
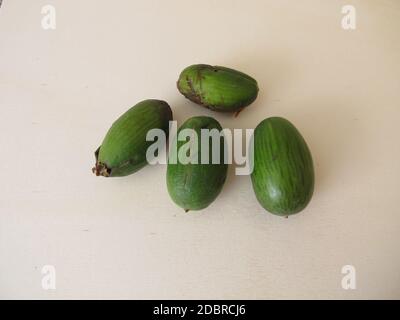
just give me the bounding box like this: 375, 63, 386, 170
0, 0, 399, 299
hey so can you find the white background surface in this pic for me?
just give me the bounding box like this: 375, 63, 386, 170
1, 0, 399, 299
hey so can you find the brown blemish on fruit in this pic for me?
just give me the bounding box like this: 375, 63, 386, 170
185, 76, 203, 105
182, 75, 220, 111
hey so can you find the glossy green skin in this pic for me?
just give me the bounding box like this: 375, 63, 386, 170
167, 116, 228, 211
94, 99, 172, 177
251, 117, 314, 216
177, 64, 259, 112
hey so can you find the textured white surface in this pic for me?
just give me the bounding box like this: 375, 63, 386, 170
0, 0, 399, 299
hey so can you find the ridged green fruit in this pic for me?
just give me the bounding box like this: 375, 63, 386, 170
177, 64, 259, 114
167, 116, 228, 211
251, 117, 314, 216
93, 99, 172, 177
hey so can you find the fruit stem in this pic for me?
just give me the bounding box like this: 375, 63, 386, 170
234, 108, 244, 118
92, 162, 111, 177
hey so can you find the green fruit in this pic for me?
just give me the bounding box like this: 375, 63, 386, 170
177, 64, 259, 114
251, 117, 314, 216
167, 116, 228, 211
93, 99, 172, 177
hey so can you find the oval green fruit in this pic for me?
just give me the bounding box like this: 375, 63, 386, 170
251, 117, 314, 216
167, 116, 228, 211
177, 64, 259, 114
93, 99, 173, 177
